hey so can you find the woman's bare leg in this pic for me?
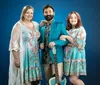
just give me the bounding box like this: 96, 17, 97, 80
69, 75, 85, 85
75, 79, 85, 85
25, 82, 31, 85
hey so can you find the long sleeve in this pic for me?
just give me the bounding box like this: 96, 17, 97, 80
69, 26, 86, 49
9, 22, 22, 85
74, 26, 86, 49
53, 23, 69, 46
9, 22, 21, 51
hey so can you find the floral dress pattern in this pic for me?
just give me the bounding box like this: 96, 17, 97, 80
64, 26, 87, 76
9, 21, 42, 85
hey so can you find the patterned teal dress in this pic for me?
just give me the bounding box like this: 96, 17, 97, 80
64, 26, 86, 76
9, 21, 42, 85
19, 21, 42, 83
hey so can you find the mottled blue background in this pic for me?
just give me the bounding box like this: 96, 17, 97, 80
0, 0, 99, 85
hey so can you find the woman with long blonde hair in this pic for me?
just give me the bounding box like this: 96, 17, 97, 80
8, 6, 42, 85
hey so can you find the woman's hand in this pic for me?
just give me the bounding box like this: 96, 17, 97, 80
14, 58, 20, 68
60, 35, 66, 41
36, 32, 40, 39
40, 20, 47, 27
12, 50, 20, 68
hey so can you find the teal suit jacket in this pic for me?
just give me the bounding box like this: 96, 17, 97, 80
39, 20, 68, 63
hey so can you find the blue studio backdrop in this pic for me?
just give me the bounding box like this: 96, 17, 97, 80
0, 0, 99, 85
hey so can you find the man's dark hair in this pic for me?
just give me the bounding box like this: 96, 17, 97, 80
43, 4, 54, 12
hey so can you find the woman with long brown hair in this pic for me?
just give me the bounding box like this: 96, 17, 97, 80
60, 11, 86, 85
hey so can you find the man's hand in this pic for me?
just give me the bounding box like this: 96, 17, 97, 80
40, 43, 44, 49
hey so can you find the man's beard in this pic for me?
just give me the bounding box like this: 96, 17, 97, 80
44, 15, 54, 21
